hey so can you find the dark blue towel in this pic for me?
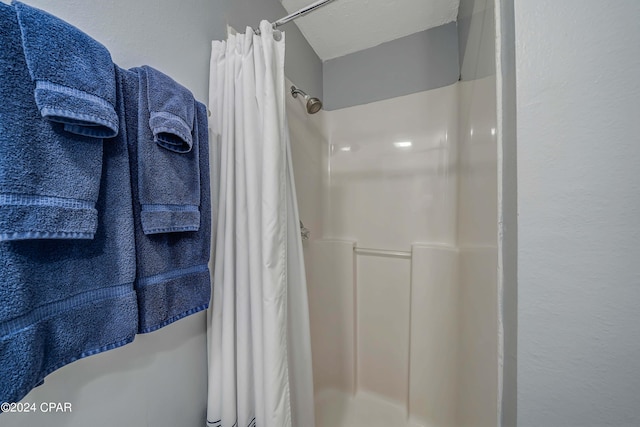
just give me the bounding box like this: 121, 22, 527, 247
121, 68, 211, 333
0, 30, 138, 408
132, 66, 201, 235
0, 2, 117, 241
13, 1, 119, 138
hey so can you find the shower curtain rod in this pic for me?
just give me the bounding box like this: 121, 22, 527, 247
255, 0, 337, 33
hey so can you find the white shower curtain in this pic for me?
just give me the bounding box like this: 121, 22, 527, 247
206, 21, 315, 427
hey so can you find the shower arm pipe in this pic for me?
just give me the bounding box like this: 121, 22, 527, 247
255, 0, 338, 33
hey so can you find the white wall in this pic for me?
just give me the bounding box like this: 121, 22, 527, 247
515, 1, 640, 426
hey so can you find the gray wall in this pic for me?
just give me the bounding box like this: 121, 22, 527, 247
322, 22, 459, 111
1, 1, 321, 426
457, 0, 495, 81
495, 0, 518, 425
515, 1, 640, 426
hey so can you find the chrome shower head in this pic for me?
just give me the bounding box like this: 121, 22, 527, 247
306, 96, 323, 114
291, 85, 323, 114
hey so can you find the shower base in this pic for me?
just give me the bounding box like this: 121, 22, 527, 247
314, 389, 426, 427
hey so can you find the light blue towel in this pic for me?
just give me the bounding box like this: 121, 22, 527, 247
0, 2, 117, 241
122, 67, 211, 333
132, 66, 201, 235
0, 6, 138, 405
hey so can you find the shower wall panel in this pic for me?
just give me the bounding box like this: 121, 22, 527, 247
287, 79, 328, 241
457, 76, 498, 246
307, 84, 460, 426
356, 255, 411, 403
323, 85, 459, 250
307, 240, 356, 394
456, 75, 499, 427
409, 245, 459, 427
458, 246, 498, 427
456, 0, 499, 423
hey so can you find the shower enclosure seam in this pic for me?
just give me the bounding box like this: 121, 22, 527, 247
405, 249, 414, 422
352, 240, 358, 396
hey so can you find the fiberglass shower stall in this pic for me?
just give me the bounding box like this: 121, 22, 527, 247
287, 1, 499, 427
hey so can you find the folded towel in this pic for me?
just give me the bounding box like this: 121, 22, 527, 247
133, 66, 201, 235
0, 58, 138, 406
142, 65, 196, 153
121, 67, 211, 333
0, 2, 111, 241
13, 1, 119, 138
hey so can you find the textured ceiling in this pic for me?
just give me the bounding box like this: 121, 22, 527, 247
280, 0, 460, 60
